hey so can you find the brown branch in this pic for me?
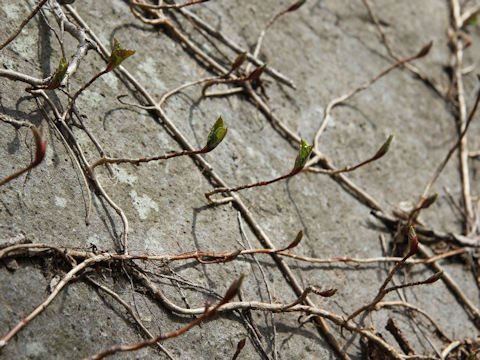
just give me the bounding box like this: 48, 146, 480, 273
127, 268, 405, 360
385, 318, 414, 355
305, 135, 393, 175
177, 8, 296, 88
64, 7, 367, 358
361, 0, 445, 97
243, 82, 385, 212
418, 243, 480, 329
205, 170, 299, 204
0, 0, 48, 50
377, 301, 451, 342
0, 68, 49, 87
0, 241, 468, 268
90, 148, 207, 170
448, 0, 474, 232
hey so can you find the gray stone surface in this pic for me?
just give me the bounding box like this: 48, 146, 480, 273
1, 0, 479, 359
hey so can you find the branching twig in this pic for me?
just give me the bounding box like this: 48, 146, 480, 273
175, 7, 296, 88
361, 0, 445, 97
309, 41, 433, 163
377, 301, 451, 342
347, 227, 425, 321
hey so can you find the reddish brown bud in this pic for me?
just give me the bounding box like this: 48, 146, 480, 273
284, 230, 303, 250
31, 126, 47, 167
416, 41, 433, 58
247, 63, 267, 81
230, 52, 247, 72
420, 193, 438, 209
285, 0, 306, 13
424, 271, 443, 284
372, 135, 394, 160
222, 274, 245, 303
317, 288, 337, 297
232, 338, 247, 360
236, 338, 246, 352
406, 226, 418, 258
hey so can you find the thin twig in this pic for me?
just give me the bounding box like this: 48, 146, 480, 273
0, 0, 48, 50
86, 277, 176, 360
377, 301, 451, 342
0, 241, 468, 267
130, 0, 209, 10
418, 243, 480, 328
205, 169, 299, 203
417, 81, 480, 207
0, 254, 110, 349
347, 227, 419, 321
83, 275, 244, 360
361, 0, 445, 97
90, 148, 206, 170
449, 0, 474, 233
309, 41, 433, 163
177, 7, 296, 88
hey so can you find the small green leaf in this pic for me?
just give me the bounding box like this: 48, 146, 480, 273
47, 57, 69, 90
293, 140, 313, 170
106, 38, 135, 72
205, 116, 227, 151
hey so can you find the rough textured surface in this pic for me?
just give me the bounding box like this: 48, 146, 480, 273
1, 0, 480, 359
